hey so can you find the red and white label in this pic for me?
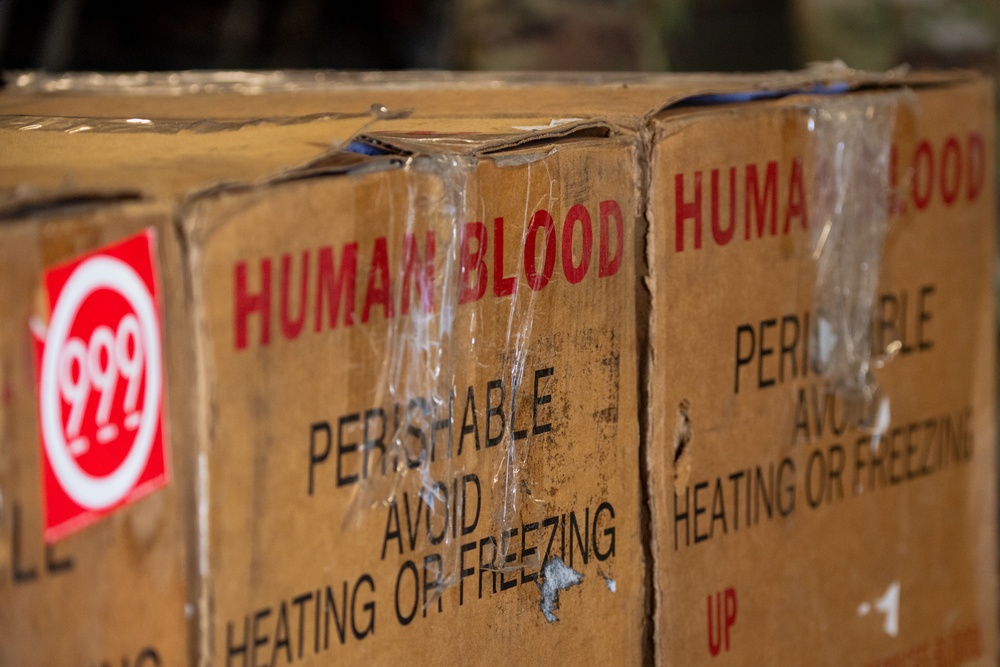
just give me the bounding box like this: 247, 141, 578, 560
34, 230, 168, 543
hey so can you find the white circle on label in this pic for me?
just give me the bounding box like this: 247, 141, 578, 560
39, 255, 162, 511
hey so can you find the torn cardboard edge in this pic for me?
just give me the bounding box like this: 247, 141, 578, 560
0, 190, 147, 220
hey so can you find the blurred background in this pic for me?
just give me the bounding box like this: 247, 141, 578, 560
0, 0, 997, 76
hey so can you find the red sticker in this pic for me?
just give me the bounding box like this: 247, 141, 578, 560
34, 230, 168, 543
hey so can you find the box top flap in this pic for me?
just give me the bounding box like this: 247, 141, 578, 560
2, 63, 979, 119
0, 113, 380, 211
1, 64, 986, 213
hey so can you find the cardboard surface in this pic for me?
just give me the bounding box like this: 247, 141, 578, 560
0, 68, 994, 665
0, 70, 777, 120
0, 202, 196, 665
0, 82, 650, 666
189, 137, 644, 664
647, 79, 997, 664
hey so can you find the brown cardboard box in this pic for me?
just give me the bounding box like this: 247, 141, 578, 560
0, 112, 376, 665
646, 78, 998, 663
0, 200, 196, 666
0, 67, 994, 665
190, 128, 645, 666
0, 88, 648, 665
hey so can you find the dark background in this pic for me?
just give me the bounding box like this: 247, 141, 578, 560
1, 0, 997, 75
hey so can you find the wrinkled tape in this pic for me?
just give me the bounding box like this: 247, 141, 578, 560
808, 92, 907, 427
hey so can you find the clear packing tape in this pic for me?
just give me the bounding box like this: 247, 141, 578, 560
340, 89, 918, 607
343, 150, 557, 607
807, 91, 911, 432
333, 153, 465, 609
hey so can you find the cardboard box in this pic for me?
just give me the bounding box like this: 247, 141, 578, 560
0, 67, 995, 665
0, 85, 647, 665
0, 200, 196, 666
646, 78, 998, 663
0, 109, 381, 665
192, 130, 645, 666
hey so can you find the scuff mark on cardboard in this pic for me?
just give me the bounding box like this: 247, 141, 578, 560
673, 399, 694, 491
673, 399, 692, 464
537, 557, 583, 623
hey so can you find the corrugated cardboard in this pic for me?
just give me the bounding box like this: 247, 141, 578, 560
0, 67, 958, 126
0, 110, 377, 662
0, 85, 648, 665
646, 79, 997, 663
0, 200, 195, 666
0, 70, 748, 120
0, 67, 994, 665
190, 132, 645, 666
0, 106, 384, 666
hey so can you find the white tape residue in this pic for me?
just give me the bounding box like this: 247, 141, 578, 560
512, 118, 586, 132
858, 581, 901, 637
537, 557, 584, 623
